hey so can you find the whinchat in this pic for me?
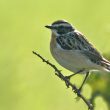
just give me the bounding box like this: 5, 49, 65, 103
45, 20, 110, 92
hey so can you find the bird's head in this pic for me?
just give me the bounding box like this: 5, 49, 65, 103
45, 20, 75, 36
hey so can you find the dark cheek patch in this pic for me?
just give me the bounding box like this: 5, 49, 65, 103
58, 29, 65, 34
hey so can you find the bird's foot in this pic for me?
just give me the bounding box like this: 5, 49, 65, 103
64, 75, 72, 88
64, 78, 69, 88
64, 74, 73, 81
74, 87, 82, 95
64, 74, 76, 88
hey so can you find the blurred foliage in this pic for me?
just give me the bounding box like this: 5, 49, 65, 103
0, 0, 110, 110
88, 54, 110, 109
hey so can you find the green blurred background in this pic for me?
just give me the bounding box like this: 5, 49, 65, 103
1, 0, 110, 110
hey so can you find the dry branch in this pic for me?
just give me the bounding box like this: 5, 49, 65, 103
33, 51, 94, 110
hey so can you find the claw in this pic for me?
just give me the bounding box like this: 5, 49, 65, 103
64, 75, 71, 88
64, 75, 71, 80
65, 81, 70, 88
74, 88, 82, 95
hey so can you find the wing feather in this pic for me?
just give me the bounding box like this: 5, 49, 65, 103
56, 31, 104, 64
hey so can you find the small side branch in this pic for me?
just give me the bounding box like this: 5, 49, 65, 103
33, 51, 94, 110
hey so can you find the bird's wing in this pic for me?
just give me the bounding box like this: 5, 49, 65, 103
56, 31, 103, 64
74, 31, 104, 63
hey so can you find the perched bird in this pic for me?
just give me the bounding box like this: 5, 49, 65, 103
45, 20, 110, 92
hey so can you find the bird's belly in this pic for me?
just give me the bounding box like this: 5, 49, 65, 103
50, 47, 95, 73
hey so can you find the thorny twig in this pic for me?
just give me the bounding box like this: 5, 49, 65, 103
33, 51, 94, 110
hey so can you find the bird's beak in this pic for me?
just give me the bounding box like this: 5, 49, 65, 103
45, 25, 54, 29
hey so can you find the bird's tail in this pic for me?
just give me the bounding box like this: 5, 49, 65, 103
101, 59, 110, 72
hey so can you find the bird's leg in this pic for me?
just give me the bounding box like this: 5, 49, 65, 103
64, 69, 85, 88
75, 72, 89, 94
65, 69, 85, 80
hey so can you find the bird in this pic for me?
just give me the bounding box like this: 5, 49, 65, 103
45, 20, 110, 92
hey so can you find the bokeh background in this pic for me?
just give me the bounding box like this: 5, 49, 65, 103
1, 0, 110, 110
